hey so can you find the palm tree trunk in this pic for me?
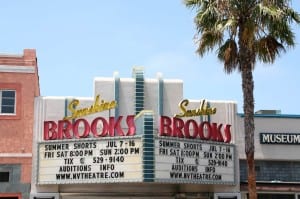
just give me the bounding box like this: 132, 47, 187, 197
241, 54, 257, 199
239, 22, 257, 199
247, 151, 256, 199
242, 67, 257, 199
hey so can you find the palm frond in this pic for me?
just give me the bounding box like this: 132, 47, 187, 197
268, 20, 295, 47
196, 30, 223, 56
217, 18, 238, 33
256, 35, 286, 63
289, 9, 300, 23
194, 1, 221, 33
184, 0, 203, 8
258, 3, 283, 20
256, 2, 299, 48
217, 39, 238, 73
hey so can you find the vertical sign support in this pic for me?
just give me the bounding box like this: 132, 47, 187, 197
135, 111, 154, 182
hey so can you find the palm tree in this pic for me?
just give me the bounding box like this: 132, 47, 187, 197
184, 0, 300, 198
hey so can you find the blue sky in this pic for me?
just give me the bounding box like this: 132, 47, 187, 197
1, 1, 300, 114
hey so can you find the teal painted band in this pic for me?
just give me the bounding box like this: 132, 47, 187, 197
134, 70, 144, 115
238, 113, 300, 118
114, 73, 120, 119
64, 98, 68, 118
158, 76, 163, 115
143, 114, 154, 182
207, 101, 211, 122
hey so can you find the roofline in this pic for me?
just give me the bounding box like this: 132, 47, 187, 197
238, 113, 300, 118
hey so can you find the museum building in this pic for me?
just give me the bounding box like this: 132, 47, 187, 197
237, 111, 300, 199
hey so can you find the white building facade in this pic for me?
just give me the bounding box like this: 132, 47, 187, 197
30, 68, 240, 199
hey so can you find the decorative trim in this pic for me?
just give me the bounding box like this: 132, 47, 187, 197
133, 67, 144, 115
0, 193, 22, 199
142, 111, 154, 182
114, 72, 120, 118
0, 65, 35, 73
0, 153, 32, 157
157, 73, 163, 116
238, 113, 300, 118
64, 98, 68, 119
207, 101, 211, 123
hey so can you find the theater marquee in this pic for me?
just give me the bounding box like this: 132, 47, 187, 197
36, 96, 237, 185
155, 137, 235, 184
38, 137, 143, 184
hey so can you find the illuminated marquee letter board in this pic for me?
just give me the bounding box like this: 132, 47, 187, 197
155, 137, 235, 184
38, 137, 143, 184
38, 136, 235, 185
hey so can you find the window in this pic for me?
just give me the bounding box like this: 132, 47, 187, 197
257, 194, 294, 199
0, 197, 18, 199
0, 83, 21, 119
0, 171, 10, 182
33, 197, 54, 199
0, 90, 16, 114
215, 193, 240, 199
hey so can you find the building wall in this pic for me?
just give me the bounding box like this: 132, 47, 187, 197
236, 115, 300, 160
0, 49, 40, 199
237, 114, 300, 198
93, 75, 184, 123
31, 69, 240, 199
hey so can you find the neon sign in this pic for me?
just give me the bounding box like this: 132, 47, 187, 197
160, 99, 231, 143
175, 99, 216, 118
63, 95, 117, 120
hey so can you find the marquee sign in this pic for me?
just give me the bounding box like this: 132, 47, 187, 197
63, 95, 117, 120
154, 137, 235, 184
38, 137, 143, 184
36, 96, 237, 185
43, 115, 136, 140
175, 99, 217, 118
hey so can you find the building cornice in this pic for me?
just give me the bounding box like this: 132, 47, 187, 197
0, 153, 32, 157
0, 65, 35, 73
